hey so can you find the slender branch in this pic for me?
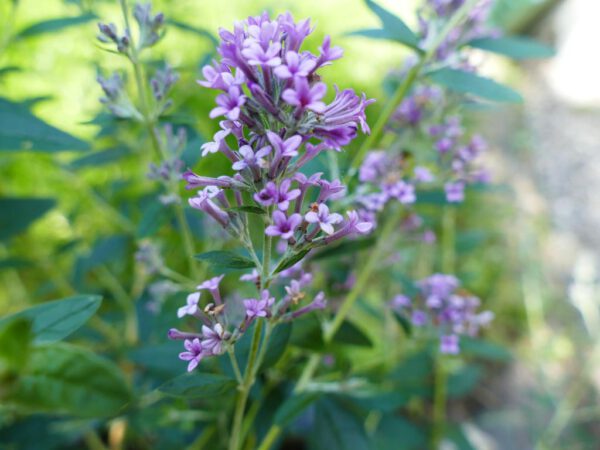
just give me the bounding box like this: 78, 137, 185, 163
228, 347, 243, 384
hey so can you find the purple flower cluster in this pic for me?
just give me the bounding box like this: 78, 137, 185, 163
169, 272, 326, 371
184, 12, 374, 249
418, 0, 497, 64
390, 273, 493, 354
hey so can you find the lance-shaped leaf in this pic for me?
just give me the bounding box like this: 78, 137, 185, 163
0, 98, 89, 152
0, 295, 102, 344
348, 0, 420, 50
429, 68, 523, 103
274, 392, 320, 428
16, 14, 97, 39
468, 36, 555, 60
195, 250, 255, 270
7, 343, 131, 418
159, 372, 237, 398
0, 197, 56, 241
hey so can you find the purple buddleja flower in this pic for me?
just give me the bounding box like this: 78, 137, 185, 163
316, 35, 343, 68
209, 86, 246, 120
275, 179, 301, 211
291, 292, 327, 318
411, 310, 428, 326
182, 171, 241, 190
242, 41, 282, 67
317, 179, 346, 202
282, 77, 327, 113
202, 323, 228, 355
305, 203, 343, 235
436, 137, 454, 154
189, 187, 230, 228
267, 131, 302, 177
198, 62, 245, 90
274, 51, 316, 79
168, 328, 202, 341
324, 210, 373, 244
293, 172, 322, 212
385, 181, 416, 204
265, 211, 302, 240
240, 269, 260, 283
314, 88, 374, 149
201, 127, 231, 158
419, 274, 459, 299
197, 275, 225, 305
254, 181, 279, 207
243, 290, 275, 319
232, 145, 271, 172
445, 181, 465, 203
359, 151, 389, 183
179, 338, 205, 372
414, 166, 434, 183
440, 334, 460, 354
391, 294, 411, 310
178, 292, 201, 318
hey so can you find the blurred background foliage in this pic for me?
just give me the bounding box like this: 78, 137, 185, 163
3, 0, 598, 449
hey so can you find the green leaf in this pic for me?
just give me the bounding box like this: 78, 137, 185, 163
0, 66, 21, 79
350, 390, 412, 412
392, 311, 413, 337
195, 250, 255, 270
0, 318, 32, 372
0, 197, 56, 241
310, 397, 370, 450
68, 147, 131, 170
159, 372, 237, 398
429, 68, 523, 103
447, 364, 483, 398
289, 315, 324, 351
261, 323, 292, 369
468, 36, 555, 60
373, 415, 426, 450
273, 248, 311, 274
226, 205, 266, 215
332, 320, 373, 347
0, 258, 33, 270
274, 392, 320, 428
312, 237, 375, 261
16, 13, 97, 38
167, 19, 218, 45
460, 337, 512, 361
0, 295, 102, 344
137, 201, 170, 238
361, 0, 420, 49
8, 343, 131, 417
0, 98, 89, 152
415, 189, 448, 205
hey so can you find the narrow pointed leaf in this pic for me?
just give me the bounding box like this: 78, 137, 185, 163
159, 372, 237, 398
363, 0, 419, 49
429, 68, 523, 103
195, 250, 255, 270
0, 295, 102, 343
16, 14, 97, 38
0, 197, 56, 241
468, 36, 555, 60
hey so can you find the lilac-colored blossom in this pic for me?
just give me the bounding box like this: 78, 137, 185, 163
265, 211, 302, 240
305, 203, 343, 235
178, 292, 201, 318
179, 338, 205, 372
243, 290, 275, 318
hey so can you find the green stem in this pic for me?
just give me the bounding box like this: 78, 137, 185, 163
261, 233, 272, 289
229, 320, 264, 450
441, 206, 456, 274
257, 427, 281, 450
227, 347, 243, 384
344, 0, 482, 185
431, 353, 447, 449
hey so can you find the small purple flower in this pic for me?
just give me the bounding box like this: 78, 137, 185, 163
189, 187, 230, 228
292, 291, 327, 318
316, 35, 343, 67
267, 131, 302, 159
317, 179, 346, 202
265, 211, 302, 240
386, 181, 416, 204
435, 137, 454, 154
242, 41, 282, 67
197, 274, 225, 305
275, 179, 301, 211
179, 338, 205, 372
305, 203, 343, 235
282, 77, 326, 113
232, 144, 271, 171
209, 86, 246, 121
240, 269, 260, 283
243, 290, 275, 318
440, 334, 460, 355
359, 151, 388, 183
274, 51, 316, 79
177, 292, 201, 318
411, 310, 428, 326
202, 323, 228, 355
391, 294, 411, 310
414, 166, 434, 183
254, 181, 279, 207
445, 181, 465, 203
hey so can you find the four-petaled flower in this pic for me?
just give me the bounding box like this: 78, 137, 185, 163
210, 86, 246, 121
177, 292, 201, 318
243, 290, 275, 318
232, 145, 271, 171
179, 338, 205, 372
282, 77, 327, 113
305, 203, 343, 235
265, 211, 302, 240
274, 51, 316, 79
202, 323, 227, 355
